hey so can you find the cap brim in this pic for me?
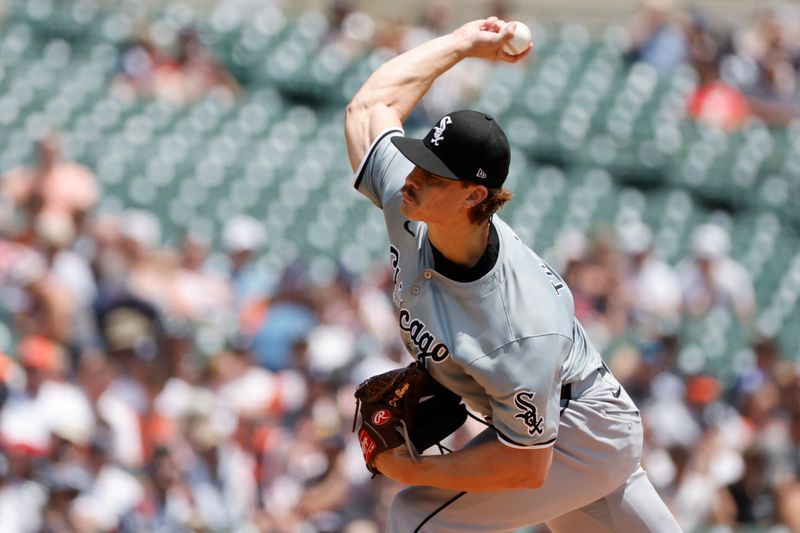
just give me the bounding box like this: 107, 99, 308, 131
391, 137, 460, 181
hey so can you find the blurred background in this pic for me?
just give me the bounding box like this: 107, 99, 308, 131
0, 0, 799, 532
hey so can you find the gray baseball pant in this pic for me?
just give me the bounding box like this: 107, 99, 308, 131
385, 369, 682, 532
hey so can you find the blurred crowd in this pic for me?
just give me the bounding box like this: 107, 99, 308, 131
327, 0, 800, 131
1, 122, 798, 533
0, 2, 799, 533
112, 25, 242, 105
625, 0, 800, 130
553, 220, 800, 532
0, 133, 413, 532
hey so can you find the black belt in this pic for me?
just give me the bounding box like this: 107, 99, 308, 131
560, 364, 609, 401
560, 383, 572, 401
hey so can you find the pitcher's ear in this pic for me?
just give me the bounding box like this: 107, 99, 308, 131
465, 185, 488, 208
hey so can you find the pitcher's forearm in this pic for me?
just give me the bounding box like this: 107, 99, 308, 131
374, 439, 553, 492
344, 32, 471, 168
344, 17, 529, 170
350, 32, 471, 123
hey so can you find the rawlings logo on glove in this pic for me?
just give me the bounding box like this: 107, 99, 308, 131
353, 362, 468, 475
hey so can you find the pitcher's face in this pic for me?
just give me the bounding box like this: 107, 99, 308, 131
400, 167, 477, 224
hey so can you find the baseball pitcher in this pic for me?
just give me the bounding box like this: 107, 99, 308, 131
345, 16, 682, 532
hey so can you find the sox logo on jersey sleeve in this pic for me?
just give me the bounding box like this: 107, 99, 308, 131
514, 391, 544, 436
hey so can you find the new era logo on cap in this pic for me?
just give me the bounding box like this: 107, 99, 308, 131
391, 110, 510, 189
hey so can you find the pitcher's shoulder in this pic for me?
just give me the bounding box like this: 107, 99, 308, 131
494, 223, 576, 339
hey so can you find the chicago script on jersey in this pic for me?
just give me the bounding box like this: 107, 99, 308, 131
398, 309, 451, 363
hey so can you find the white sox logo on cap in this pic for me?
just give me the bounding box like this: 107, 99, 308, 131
372, 409, 391, 425
430, 116, 452, 146
391, 110, 510, 189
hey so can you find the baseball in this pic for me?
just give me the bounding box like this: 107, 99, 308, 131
502, 22, 532, 56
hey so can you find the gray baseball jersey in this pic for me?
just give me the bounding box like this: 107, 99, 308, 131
353, 129, 683, 532
355, 128, 603, 450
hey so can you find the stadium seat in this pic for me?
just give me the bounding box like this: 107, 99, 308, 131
1, 4, 798, 380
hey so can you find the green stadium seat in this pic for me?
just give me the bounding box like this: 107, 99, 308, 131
2, 3, 799, 381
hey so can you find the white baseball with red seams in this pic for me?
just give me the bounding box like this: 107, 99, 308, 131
502, 21, 532, 56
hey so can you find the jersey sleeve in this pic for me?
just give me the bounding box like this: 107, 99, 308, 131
352, 128, 410, 209
465, 334, 572, 449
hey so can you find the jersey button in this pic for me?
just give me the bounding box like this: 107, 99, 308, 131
411, 286, 420, 295
423, 271, 432, 280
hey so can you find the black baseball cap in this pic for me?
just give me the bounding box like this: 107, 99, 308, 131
391, 110, 510, 189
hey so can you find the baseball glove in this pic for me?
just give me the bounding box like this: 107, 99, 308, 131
353, 362, 468, 474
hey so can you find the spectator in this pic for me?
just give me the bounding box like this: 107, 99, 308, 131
172, 230, 232, 323
173, 26, 242, 104
182, 414, 258, 530
71, 434, 145, 532
785, 405, 800, 481
561, 232, 629, 346
39, 462, 92, 533
686, 32, 752, 131
324, 0, 377, 58
736, 10, 799, 103
249, 262, 318, 371
112, 34, 181, 101
77, 353, 145, 469
1, 335, 94, 457
729, 336, 783, 409
0, 444, 47, 533
33, 207, 99, 352
113, 28, 241, 105
119, 447, 195, 532
676, 223, 757, 321
616, 220, 682, 330
221, 215, 273, 314
624, 0, 689, 76
659, 444, 732, 532
615, 334, 679, 406
0, 355, 14, 410
728, 8, 800, 126
1, 133, 99, 236
117, 209, 221, 324
724, 446, 781, 528
0, 239, 74, 343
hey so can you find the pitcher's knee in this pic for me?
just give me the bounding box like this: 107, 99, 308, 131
385, 489, 422, 532
386, 486, 459, 533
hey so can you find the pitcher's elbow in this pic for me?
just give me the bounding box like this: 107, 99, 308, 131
522, 460, 550, 489
345, 98, 367, 119
527, 470, 547, 489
